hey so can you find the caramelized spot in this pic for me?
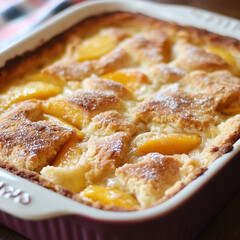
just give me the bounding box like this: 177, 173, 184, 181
43, 90, 121, 128
95, 49, 130, 75
43, 60, 95, 81
46, 115, 85, 138
120, 153, 180, 181
43, 49, 129, 81
67, 90, 121, 117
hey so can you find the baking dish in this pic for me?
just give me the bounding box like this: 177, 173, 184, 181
0, 0, 240, 239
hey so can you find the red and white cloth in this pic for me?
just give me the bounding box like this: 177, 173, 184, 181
0, 0, 85, 51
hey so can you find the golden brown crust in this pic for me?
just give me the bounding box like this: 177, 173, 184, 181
180, 70, 240, 109
95, 49, 131, 75
173, 41, 230, 72
43, 49, 130, 81
83, 132, 130, 185
150, 64, 186, 83
66, 90, 121, 117
43, 60, 95, 81
202, 115, 240, 165
122, 29, 170, 65
83, 77, 133, 99
0, 100, 74, 171
89, 111, 137, 136
135, 87, 218, 130
116, 153, 181, 207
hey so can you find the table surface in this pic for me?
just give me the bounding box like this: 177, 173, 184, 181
1, 0, 240, 239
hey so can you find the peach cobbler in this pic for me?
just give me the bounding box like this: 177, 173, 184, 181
0, 12, 240, 211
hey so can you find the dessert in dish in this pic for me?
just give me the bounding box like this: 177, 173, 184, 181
0, 12, 240, 211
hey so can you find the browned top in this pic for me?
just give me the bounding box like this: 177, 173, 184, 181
89, 111, 137, 136
66, 90, 121, 117
150, 64, 186, 83
117, 153, 181, 182
83, 77, 133, 99
0, 100, 74, 171
174, 41, 230, 72
123, 29, 170, 65
135, 87, 218, 129
84, 132, 130, 184
180, 70, 240, 109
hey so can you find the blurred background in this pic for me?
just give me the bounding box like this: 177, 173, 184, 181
152, 0, 240, 19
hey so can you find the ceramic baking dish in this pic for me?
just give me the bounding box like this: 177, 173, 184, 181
0, 0, 240, 239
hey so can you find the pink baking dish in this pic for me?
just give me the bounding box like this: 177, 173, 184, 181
0, 1, 240, 239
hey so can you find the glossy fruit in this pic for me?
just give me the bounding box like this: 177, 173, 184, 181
52, 136, 83, 168
82, 185, 139, 210
136, 132, 202, 155
2, 81, 62, 105
77, 35, 117, 61
42, 99, 84, 129
207, 46, 236, 67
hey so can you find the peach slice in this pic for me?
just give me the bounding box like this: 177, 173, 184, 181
2, 81, 62, 106
207, 46, 236, 67
52, 136, 83, 168
136, 132, 201, 155
82, 185, 139, 210
42, 99, 84, 129
77, 35, 117, 61
102, 70, 148, 91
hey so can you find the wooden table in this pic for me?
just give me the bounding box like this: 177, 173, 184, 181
1, 0, 240, 239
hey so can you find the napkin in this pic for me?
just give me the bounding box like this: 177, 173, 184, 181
0, 0, 84, 51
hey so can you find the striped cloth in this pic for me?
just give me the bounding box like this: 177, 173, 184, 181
0, 0, 84, 51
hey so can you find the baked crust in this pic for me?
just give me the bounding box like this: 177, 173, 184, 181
83, 77, 133, 99
135, 87, 218, 130
116, 153, 182, 207
0, 100, 74, 171
0, 12, 240, 211
173, 41, 230, 72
